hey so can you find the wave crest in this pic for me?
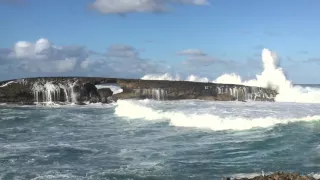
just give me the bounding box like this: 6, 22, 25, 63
114, 100, 320, 131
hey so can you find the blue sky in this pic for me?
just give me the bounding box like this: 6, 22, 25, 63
1, 0, 320, 83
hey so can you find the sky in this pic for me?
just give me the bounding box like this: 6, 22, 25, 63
1, 0, 320, 83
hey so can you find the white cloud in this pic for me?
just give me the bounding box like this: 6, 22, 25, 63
177, 48, 216, 66
10, 38, 51, 60
80, 59, 103, 69
182, 55, 215, 66
107, 44, 138, 58
91, 0, 209, 14
0, 38, 167, 80
176, 48, 259, 80
55, 58, 77, 72
177, 49, 207, 56
104, 44, 165, 76
1, 38, 92, 73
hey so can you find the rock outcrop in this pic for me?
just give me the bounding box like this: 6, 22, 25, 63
227, 172, 319, 180
0, 77, 278, 105
97, 88, 113, 103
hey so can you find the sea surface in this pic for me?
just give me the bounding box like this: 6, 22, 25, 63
1, 99, 320, 180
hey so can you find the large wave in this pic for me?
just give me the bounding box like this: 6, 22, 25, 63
141, 48, 320, 103
114, 100, 320, 131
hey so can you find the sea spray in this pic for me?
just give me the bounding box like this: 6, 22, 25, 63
218, 49, 320, 103
95, 83, 124, 94
141, 73, 210, 83
134, 88, 167, 101
32, 80, 78, 103
0, 81, 15, 88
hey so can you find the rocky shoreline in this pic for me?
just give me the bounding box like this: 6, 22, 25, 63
0, 76, 278, 105
225, 172, 319, 180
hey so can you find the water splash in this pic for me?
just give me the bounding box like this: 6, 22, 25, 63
216, 49, 320, 103
141, 73, 209, 82
95, 83, 123, 94
32, 81, 78, 103
0, 81, 15, 88
134, 88, 167, 101
115, 100, 320, 131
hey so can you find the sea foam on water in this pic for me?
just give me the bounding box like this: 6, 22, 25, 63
114, 99, 320, 131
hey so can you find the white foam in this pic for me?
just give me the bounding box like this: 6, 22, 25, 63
114, 100, 320, 131
230, 172, 268, 179
311, 173, 320, 179
0, 81, 15, 87
95, 83, 123, 94
31, 173, 77, 180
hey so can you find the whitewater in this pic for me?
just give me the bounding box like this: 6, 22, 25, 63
1, 48, 320, 179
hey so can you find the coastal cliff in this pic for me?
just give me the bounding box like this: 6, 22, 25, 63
0, 77, 278, 105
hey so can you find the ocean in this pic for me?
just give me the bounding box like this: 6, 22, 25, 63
1, 98, 320, 180
1, 49, 320, 180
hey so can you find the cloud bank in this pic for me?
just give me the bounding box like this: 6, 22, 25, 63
0, 38, 166, 80
91, 0, 209, 14
0, 38, 279, 82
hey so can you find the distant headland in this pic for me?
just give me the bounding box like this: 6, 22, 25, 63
0, 77, 278, 105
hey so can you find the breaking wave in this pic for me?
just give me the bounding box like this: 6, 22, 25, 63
114, 100, 320, 131
0, 81, 15, 88
141, 48, 320, 104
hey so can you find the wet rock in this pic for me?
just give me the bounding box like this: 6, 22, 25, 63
0, 77, 278, 104
107, 96, 118, 103
113, 92, 137, 100
0, 82, 33, 103
97, 88, 113, 103
75, 102, 87, 105
216, 94, 235, 101
232, 172, 319, 180
76, 83, 101, 103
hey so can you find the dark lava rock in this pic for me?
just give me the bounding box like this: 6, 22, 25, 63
230, 172, 319, 180
0, 82, 34, 103
106, 95, 118, 103
0, 77, 279, 104
113, 92, 136, 100
97, 88, 113, 103
75, 83, 101, 103
75, 102, 87, 105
